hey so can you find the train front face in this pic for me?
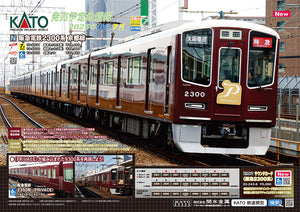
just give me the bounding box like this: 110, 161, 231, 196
173, 22, 279, 155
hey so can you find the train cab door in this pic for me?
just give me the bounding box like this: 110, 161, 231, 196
213, 40, 245, 118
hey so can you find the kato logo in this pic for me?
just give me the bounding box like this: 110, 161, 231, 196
217, 80, 242, 105
10, 12, 48, 29
173, 200, 192, 207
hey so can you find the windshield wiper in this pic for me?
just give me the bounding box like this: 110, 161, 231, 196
250, 70, 262, 91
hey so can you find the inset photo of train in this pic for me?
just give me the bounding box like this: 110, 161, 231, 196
75, 154, 133, 198
8, 154, 133, 198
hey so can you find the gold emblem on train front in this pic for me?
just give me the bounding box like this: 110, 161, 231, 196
217, 80, 242, 105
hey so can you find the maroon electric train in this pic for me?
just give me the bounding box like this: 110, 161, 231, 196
80, 165, 132, 195
10, 20, 280, 155
9, 162, 74, 196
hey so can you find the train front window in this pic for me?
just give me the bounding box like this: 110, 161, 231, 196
248, 31, 276, 88
125, 170, 130, 181
64, 168, 73, 182
182, 29, 212, 85
218, 48, 241, 87
118, 172, 123, 181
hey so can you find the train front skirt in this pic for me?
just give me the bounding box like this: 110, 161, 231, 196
172, 124, 271, 155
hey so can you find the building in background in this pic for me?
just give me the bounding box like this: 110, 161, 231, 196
266, 0, 300, 76
85, 0, 148, 50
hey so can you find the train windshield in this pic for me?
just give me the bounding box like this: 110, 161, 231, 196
218, 48, 241, 87
125, 170, 130, 181
182, 29, 212, 85
248, 31, 277, 88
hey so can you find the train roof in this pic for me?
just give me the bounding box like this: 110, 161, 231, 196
84, 164, 125, 178
10, 20, 279, 81
118, 19, 279, 43
90, 20, 279, 57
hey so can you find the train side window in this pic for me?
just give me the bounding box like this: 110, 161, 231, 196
44, 169, 47, 177
38, 169, 40, 177
52, 169, 56, 179
57, 70, 60, 86
41, 169, 43, 176
62, 69, 67, 85
97, 175, 100, 181
104, 61, 114, 84
82, 66, 88, 85
101, 175, 104, 182
48, 169, 51, 178
127, 56, 142, 85
90, 64, 96, 85
64, 168, 73, 182
72, 67, 78, 85
150, 53, 156, 82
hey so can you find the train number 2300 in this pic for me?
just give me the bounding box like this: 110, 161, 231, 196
184, 91, 205, 98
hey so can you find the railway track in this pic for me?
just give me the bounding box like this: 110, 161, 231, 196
0, 104, 12, 129
3, 95, 268, 166
280, 113, 300, 120
0, 96, 44, 128
76, 185, 103, 198
0, 96, 44, 153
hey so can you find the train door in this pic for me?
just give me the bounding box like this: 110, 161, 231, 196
51, 71, 53, 97
96, 60, 100, 104
165, 46, 172, 115
68, 66, 71, 99
59, 67, 63, 98
117, 167, 124, 188
35, 75, 36, 94
46, 72, 49, 96
77, 65, 81, 101
145, 48, 155, 113
54, 65, 57, 99
58, 162, 63, 191
30, 74, 32, 93
213, 41, 244, 117
116, 55, 122, 108
79, 62, 88, 104
41, 74, 44, 95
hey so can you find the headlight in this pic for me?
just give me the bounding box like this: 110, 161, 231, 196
248, 105, 268, 111
185, 103, 206, 110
